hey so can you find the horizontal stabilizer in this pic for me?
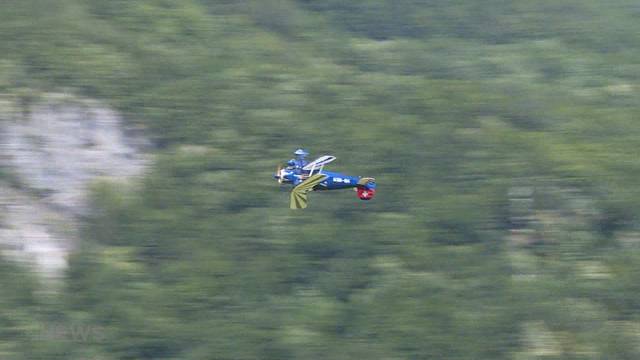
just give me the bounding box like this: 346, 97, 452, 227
357, 177, 376, 186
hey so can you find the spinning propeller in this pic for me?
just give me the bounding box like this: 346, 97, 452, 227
276, 164, 284, 184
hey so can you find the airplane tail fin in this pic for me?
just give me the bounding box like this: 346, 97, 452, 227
356, 177, 376, 200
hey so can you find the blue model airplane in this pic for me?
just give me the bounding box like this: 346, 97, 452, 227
274, 149, 376, 209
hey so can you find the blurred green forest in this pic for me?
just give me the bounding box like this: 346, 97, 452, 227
2, 0, 640, 359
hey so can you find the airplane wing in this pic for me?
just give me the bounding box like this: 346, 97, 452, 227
290, 173, 328, 209
302, 155, 336, 171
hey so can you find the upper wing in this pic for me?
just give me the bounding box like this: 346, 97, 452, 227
302, 155, 336, 171
290, 173, 328, 209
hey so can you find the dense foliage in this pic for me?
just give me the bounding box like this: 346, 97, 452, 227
2, 0, 640, 358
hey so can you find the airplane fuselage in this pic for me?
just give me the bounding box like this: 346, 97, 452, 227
313, 171, 361, 190
275, 169, 360, 190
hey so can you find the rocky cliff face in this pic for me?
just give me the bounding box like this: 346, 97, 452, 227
0, 93, 148, 278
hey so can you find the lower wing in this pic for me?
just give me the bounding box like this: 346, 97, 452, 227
290, 173, 328, 209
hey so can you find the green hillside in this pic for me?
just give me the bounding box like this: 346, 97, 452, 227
2, 0, 640, 358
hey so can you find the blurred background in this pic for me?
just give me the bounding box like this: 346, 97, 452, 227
1, 0, 640, 359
